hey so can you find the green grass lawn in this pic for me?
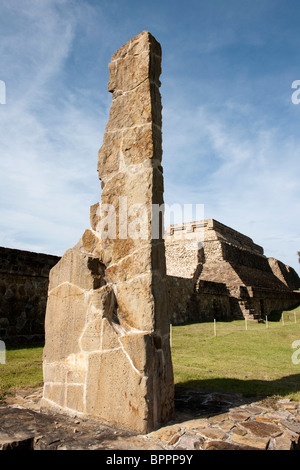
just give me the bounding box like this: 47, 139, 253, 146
171, 305, 300, 400
0, 343, 44, 400
1, 305, 300, 402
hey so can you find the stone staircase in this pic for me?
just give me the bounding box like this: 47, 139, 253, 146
239, 300, 261, 322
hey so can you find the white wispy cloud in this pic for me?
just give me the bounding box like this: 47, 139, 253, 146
0, 0, 108, 255
163, 100, 300, 271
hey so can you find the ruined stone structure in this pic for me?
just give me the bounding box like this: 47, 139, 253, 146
41, 31, 174, 434
2, 30, 299, 439
0, 247, 59, 344
165, 219, 300, 324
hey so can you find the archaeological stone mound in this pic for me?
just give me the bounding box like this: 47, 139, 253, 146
41, 31, 174, 434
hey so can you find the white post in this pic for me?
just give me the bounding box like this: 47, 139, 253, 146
294, 312, 297, 324
266, 315, 268, 329
0, 340, 5, 365
282, 313, 285, 326
245, 317, 248, 331
214, 318, 216, 337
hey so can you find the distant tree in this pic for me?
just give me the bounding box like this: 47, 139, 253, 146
298, 251, 300, 264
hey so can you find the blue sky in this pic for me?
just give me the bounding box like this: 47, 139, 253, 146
0, 0, 299, 273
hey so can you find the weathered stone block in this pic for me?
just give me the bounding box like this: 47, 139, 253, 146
43, 283, 87, 363
104, 246, 152, 284
48, 248, 104, 292
90, 202, 100, 231
116, 273, 155, 331
43, 383, 65, 408
85, 350, 150, 433
105, 81, 155, 132
108, 51, 149, 94
121, 124, 162, 165
97, 131, 121, 181
80, 314, 102, 352
108, 31, 162, 93
120, 332, 153, 375
66, 384, 85, 413
81, 229, 101, 254
43, 362, 66, 384
90, 284, 115, 319
101, 318, 120, 350
42, 30, 174, 434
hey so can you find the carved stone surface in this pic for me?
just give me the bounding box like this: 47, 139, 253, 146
41, 31, 174, 434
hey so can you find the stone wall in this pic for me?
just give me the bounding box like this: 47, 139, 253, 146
243, 286, 300, 318
166, 276, 196, 325
0, 247, 60, 344
165, 239, 202, 279
194, 280, 232, 322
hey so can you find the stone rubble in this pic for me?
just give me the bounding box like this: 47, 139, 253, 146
1, 386, 299, 450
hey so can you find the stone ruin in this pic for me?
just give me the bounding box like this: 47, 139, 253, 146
5, 29, 297, 437
41, 31, 174, 434
165, 219, 300, 324
0, 247, 59, 344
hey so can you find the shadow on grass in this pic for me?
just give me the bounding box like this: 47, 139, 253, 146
173, 375, 300, 420
176, 374, 300, 400
178, 374, 300, 398
5, 341, 44, 351
268, 302, 300, 322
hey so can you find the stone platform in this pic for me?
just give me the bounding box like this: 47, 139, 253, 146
0, 386, 299, 450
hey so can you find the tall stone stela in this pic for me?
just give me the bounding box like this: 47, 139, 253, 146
41, 31, 174, 434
